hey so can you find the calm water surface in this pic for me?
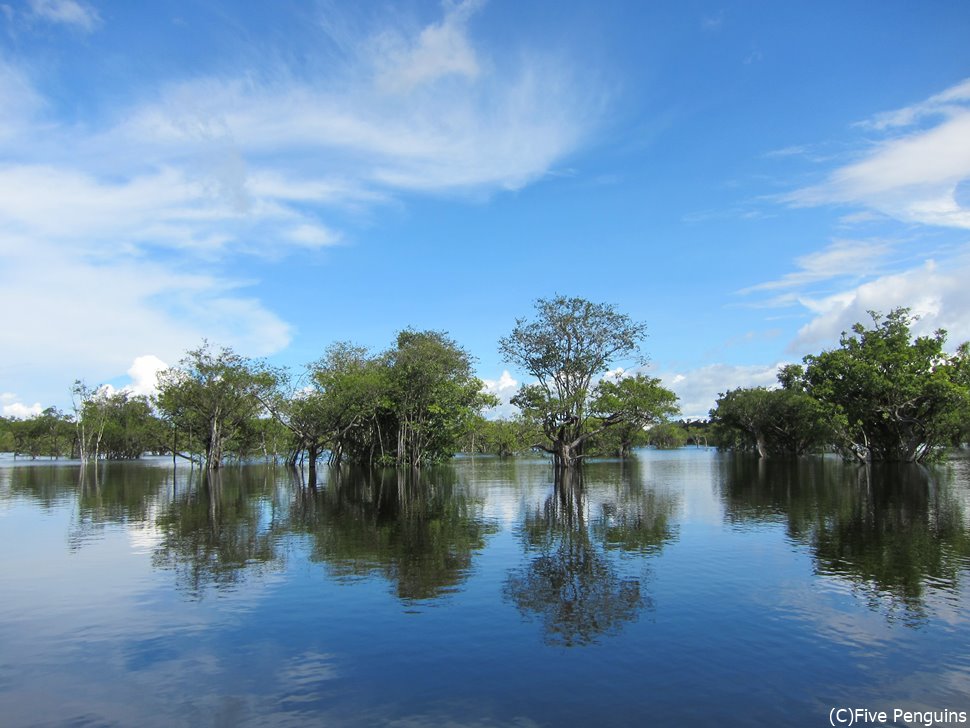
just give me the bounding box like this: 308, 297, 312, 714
1, 449, 969, 726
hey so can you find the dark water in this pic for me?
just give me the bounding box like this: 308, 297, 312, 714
1, 450, 969, 727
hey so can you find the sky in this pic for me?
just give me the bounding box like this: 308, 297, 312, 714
2, 0, 970, 420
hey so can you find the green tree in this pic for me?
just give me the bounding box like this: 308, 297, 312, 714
710, 386, 830, 458
797, 308, 969, 462
75, 389, 164, 460
645, 422, 689, 449
155, 342, 280, 469
499, 296, 652, 468
310, 343, 390, 467
589, 374, 679, 457
385, 329, 495, 467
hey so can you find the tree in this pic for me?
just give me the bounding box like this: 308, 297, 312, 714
499, 296, 654, 468
155, 342, 280, 469
710, 387, 829, 458
797, 308, 969, 462
645, 422, 689, 449
385, 329, 496, 467
590, 374, 679, 457
311, 342, 390, 467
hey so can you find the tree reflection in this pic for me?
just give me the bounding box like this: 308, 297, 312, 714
721, 456, 970, 623
504, 465, 677, 646
151, 466, 284, 598
292, 466, 496, 602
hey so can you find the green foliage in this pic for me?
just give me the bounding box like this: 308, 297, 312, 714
500, 296, 669, 467
75, 388, 165, 460
459, 415, 541, 456
386, 329, 496, 466
155, 342, 281, 469
710, 387, 830, 458
5, 407, 76, 459
645, 422, 689, 449
282, 331, 495, 468
796, 308, 970, 462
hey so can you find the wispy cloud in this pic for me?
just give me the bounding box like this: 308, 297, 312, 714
786, 78, 970, 229
860, 78, 970, 131
27, 0, 99, 31
0, 2, 599, 404
372, 0, 483, 93
739, 239, 893, 294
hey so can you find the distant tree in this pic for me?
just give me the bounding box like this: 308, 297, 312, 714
0, 417, 15, 453
275, 333, 495, 469
311, 342, 389, 467
499, 296, 652, 468
460, 415, 543, 456
155, 342, 280, 469
93, 392, 164, 459
646, 422, 689, 449
796, 308, 969, 462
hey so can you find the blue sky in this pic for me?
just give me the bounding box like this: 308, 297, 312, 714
2, 0, 970, 419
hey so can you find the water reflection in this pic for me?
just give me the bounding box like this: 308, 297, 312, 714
504, 463, 678, 646
151, 467, 284, 598
292, 466, 497, 601
721, 456, 970, 623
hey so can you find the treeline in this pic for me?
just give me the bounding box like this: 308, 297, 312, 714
710, 308, 970, 462
7, 301, 964, 469
4, 296, 682, 470
2, 330, 491, 468
157, 329, 494, 469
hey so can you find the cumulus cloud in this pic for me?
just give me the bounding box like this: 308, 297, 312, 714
790, 258, 970, 352
656, 363, 786, 420
786, 78, 970, 229
1, 393, 43, 419
124, 356, 169, 397
481, 369, 519, 419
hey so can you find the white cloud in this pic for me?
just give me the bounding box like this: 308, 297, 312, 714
373, 0, 482, 93
740, 239, 894, 294
790, 258, 970, 352
861, 78, 970, 131
656, 363, 786, 420
787, 79, 970, 229
0, 240, 292, 405
1, 393, 43, 419
482, 369, 519, 419
124, 356, 169, 398
0, 4, 597, 408
27, 0, 99, 31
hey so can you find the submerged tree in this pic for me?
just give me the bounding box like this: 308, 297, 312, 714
500, 296, 667, 468
385, 329, 495, 467
709, 386, 829, 459
795, 308, 969, 462
155, 342, 280, 469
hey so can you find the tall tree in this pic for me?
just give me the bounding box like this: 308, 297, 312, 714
499, 296, 655, 468
155, 342, 279, 469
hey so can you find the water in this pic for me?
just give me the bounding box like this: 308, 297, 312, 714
1, 450, 968, 726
